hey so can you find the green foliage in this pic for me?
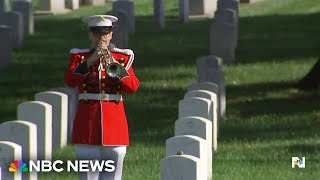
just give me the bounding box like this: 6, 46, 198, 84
1, 0, 320, 179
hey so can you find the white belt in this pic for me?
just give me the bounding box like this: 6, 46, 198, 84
79, 93, 122, 101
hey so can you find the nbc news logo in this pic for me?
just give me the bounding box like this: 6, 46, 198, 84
292, 157, 305, 168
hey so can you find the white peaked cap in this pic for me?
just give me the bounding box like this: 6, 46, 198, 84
82, 15, 118, 27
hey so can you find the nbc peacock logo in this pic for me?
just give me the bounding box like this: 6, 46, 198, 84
9, 160, 28, 172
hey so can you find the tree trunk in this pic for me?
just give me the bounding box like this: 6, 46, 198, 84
296, 58, 320, 90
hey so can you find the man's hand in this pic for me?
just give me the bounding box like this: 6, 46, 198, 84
96, 35, 109, 55
87, 36, 109, 67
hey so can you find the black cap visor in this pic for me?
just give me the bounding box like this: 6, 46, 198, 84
89, 26, 113, 34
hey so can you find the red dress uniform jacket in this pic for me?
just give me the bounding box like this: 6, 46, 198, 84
64, 47, 140, 146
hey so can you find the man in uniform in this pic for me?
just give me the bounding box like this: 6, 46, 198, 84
64, 15, 140, 180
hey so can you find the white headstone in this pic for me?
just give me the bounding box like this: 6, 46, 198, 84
112, 0, 135, 33
0, 120, 37, 180
185, 90, 218, 144
17, 101, 52, 160
67, 0, 79, 9
49, 87, 78, 144
196, 56, 226, 120
39, 0, 69, 14
210, 9, 237, 63
0, 141, 22, 180
160, 154, 203, 180
175, 117, 213, 178
12, 0, 34, 35
189, 0, 217, 18
0, 0, 10, 12
217, 0, 239, 14
179, 0, 189, 23
175, 117, 212, 149
178, 97, 214, 177
84, 0, 105, 6
166, 135, 208, 179
35, 91, 68, 148
108, 10, 129, 48
179, 97, 212, 120
0, 11, 23, 49
0, 25, 12, 69
154, 0, 165, 28
188, 82, 222, 121
214, 8, 238, 48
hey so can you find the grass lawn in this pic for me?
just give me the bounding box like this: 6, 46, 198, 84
1, 0, 320, 179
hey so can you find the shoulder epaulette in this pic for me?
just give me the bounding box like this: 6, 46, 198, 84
70, 48, 91, 54
111, 48, 135, 70
112, 48, 134, 56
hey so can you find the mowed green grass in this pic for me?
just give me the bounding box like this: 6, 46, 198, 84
1, 0, 320, 179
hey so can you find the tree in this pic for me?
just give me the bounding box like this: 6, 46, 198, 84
296, 58, 320, 90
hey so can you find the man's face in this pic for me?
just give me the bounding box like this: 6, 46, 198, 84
89, 31, 113, 46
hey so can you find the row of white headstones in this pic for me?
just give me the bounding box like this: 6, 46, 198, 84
0, 87, 78, 180
0, 57, 224, 180
179, 0, 240, 64
0, 0, 34, 57
0, 0, 136, 69
160, 56, 226, 180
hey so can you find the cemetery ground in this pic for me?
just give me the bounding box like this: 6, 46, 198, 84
1, 0, 320, 179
